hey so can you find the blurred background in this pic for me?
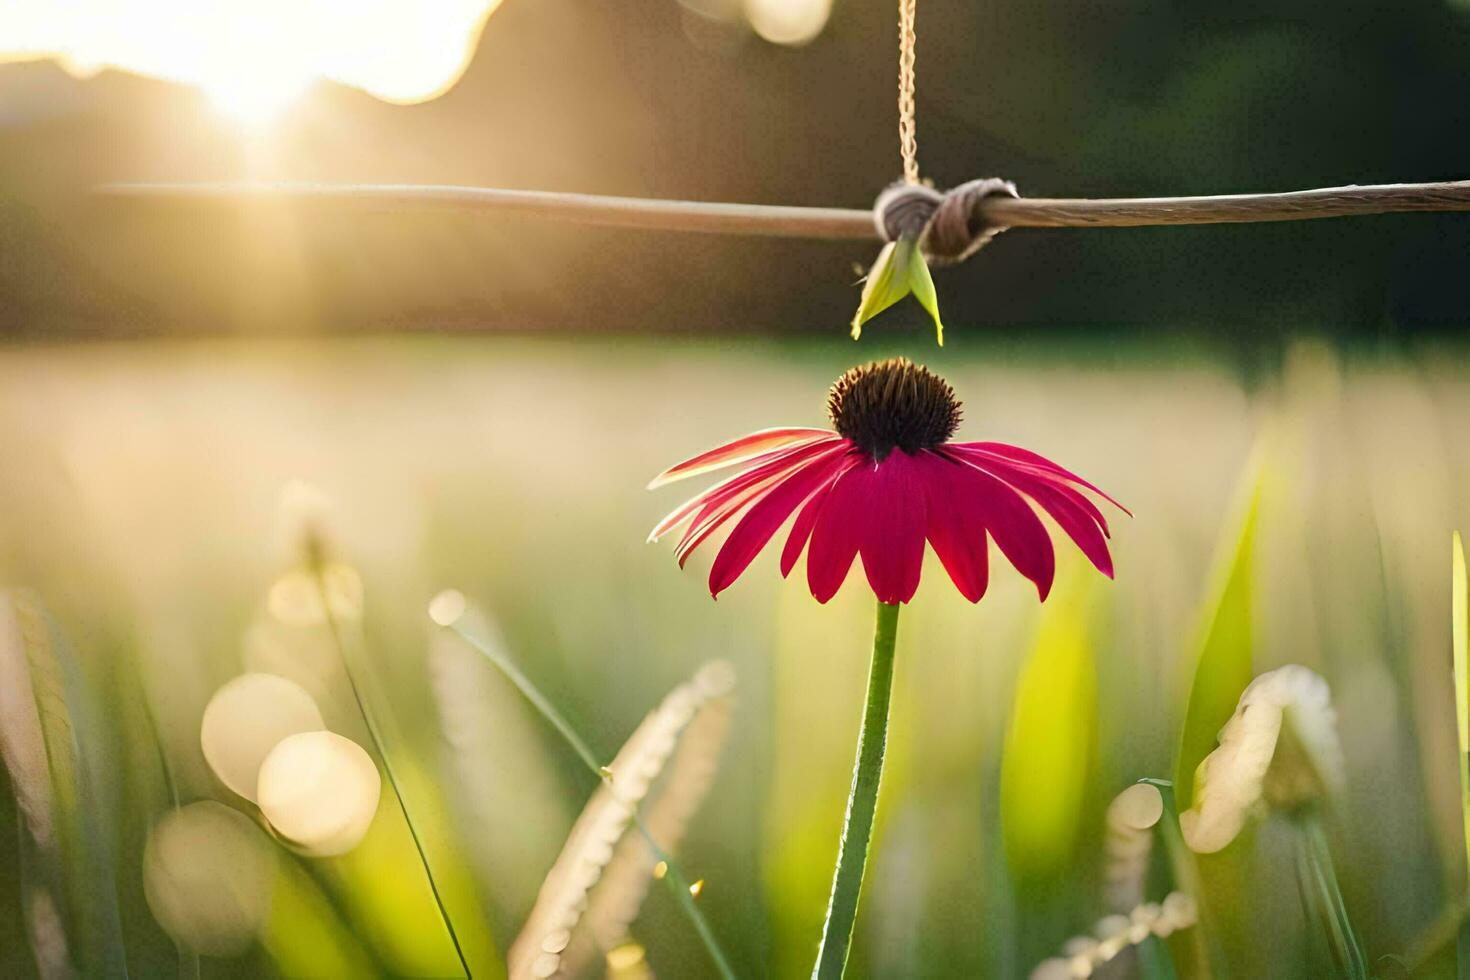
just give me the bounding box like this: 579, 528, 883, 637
0, 0, 1468, 337
1, 1, 1469, 978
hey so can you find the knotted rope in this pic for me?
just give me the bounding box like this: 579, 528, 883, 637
873, 178, 1020, 265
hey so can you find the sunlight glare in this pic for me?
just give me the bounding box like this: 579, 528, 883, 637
0, 1, 502, 120
204, 73, 312, 127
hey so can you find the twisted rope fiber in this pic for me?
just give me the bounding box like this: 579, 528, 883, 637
873, 178, 1020, 263
897, 0, 919, 184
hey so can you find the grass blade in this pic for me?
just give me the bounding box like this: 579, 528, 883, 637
0, 590, 129, 978
428, 608, 572, 918
1292, 813, 1368, 979
1137, 934, 1181, 980
567, 666, 734, 976
129, 646, 200, 980
262, 857, 380, 978
1001, 572, 1097, 881
505, 657, 736, 979
1454, 531, 1469, 980
1173, 465, 1262, 808
305, 559, 484, 978
437, 597, 736, 980
1166, 457, 1262, 978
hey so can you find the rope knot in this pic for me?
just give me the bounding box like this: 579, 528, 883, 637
873, 178, 1019, 266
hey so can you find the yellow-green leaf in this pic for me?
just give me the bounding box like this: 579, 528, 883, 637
849, 237, 946, 345
850, 238, 913, 340
1173, 466, 1263, 809
1000, 572, 1098, 880
906, 247, 944, 346
263, 853, 378, 977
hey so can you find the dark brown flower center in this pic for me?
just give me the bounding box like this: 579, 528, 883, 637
826, 358, 962, 460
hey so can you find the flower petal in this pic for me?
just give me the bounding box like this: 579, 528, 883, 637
973, 468, 1112, 579
943, 449, 1056, 600
649, 437, 844, 544
1019, 478, 1113, 577
647, 428, 835, 489
806, 464, 871, 603
674, 444, 848, 567
948, 446, 1116, 576
781, 455, 860, 577
708, 452, 854, 597
916, 451, 990, 602
952, 441, 1129, 515
1045, 478, 1111, 538
675, 472, 784, 567
857, 452, 928, 604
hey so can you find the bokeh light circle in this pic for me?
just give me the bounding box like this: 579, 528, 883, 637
428, 588, 467, 626
201, 672, 325, 803
257, 730, 381, 857
267, 564, 364, 625
744, 0, 832, 46
143, 801, 277, 957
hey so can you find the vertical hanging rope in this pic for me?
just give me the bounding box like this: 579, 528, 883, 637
897, 0, 919, 184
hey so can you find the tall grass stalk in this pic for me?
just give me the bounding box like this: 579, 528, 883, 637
813, 600, 900, 979
1174, 473, 1260, 808
1292, 812, 1368, 979
1136, 936, 1181, 980
445, 620, 737, 980
134, 657, 200, 980
1452, 531, 1469, 978
306, 556, 472, 979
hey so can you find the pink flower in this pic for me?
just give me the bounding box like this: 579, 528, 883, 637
649, 358, 1126, 605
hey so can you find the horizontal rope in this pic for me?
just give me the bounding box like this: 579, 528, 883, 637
96, 178, 1470, 242
96, 182, 875, 240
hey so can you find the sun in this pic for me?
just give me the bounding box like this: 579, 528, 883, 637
0, 1, 503, 120
203, 72, 311, 127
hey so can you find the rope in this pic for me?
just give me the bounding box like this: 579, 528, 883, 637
96, 179, 1470, 251
873, 178, 1020, 264
88, 0, 1470, 267
897, 0, 919, 184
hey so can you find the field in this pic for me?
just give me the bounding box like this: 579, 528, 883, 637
1, 334, 1467, 978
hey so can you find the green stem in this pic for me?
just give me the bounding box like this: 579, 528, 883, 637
1459, 912, 1470, 980
137, 664, 201, 979
1137, 936, 1181, 980
812, 600, 900, 980
1294, 812, 1368, 980
447, 622, 737, 980
310, 564, 471, 979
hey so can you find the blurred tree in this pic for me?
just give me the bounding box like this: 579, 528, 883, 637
0, 0, 1466, 338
